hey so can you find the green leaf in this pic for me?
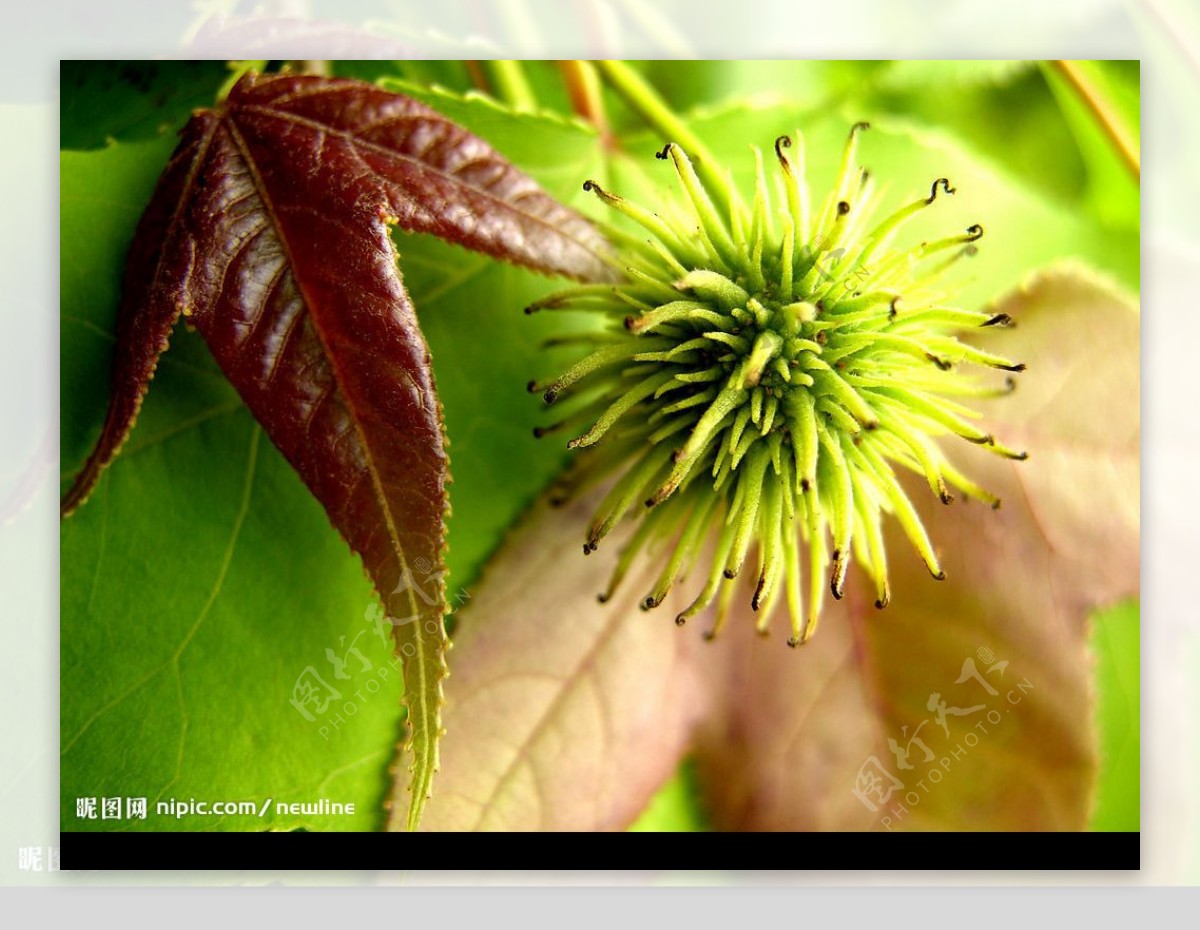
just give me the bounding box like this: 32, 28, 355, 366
861, 60, 1139, 233
872, 60, 1034, 89
637, 60, 892, 121
1090, 599, 1140, 831
60, 61, 230, 150
855, 114, 1139, 300
61, 139, 405, 831
652, 60, 1137, 238
628, 761, 708, 832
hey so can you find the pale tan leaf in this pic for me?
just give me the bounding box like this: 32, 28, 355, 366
693, 266, 1139, 831
396, 492, 718, 832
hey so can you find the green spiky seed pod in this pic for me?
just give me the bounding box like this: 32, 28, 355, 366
530, 124, 1026, 646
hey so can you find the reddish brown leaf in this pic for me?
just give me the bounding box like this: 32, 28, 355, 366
62, 72, 612, 518
59, 72, 613, 829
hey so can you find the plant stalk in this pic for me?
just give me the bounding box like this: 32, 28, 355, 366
593, 59, 736, 216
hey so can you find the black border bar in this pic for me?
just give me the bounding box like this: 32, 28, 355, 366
62, 830, 1140, 871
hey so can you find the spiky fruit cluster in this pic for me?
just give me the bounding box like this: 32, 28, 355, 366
530, 124, 1025, 646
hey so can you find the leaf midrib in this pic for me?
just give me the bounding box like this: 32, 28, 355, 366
220, 118, 435, 792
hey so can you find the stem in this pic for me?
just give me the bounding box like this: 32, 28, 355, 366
594, 59, 736, 216
558, 60, 612, 143
1050, 59, 1140, 180
216, 61, 266, 103
291, 60, 329, 77
465, 60, 490, 94
481, 60, 538, 112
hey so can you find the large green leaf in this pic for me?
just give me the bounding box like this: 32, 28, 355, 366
1090, 599, 1140, 831
62, 139, 394, 831
628, 762, 708, 832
